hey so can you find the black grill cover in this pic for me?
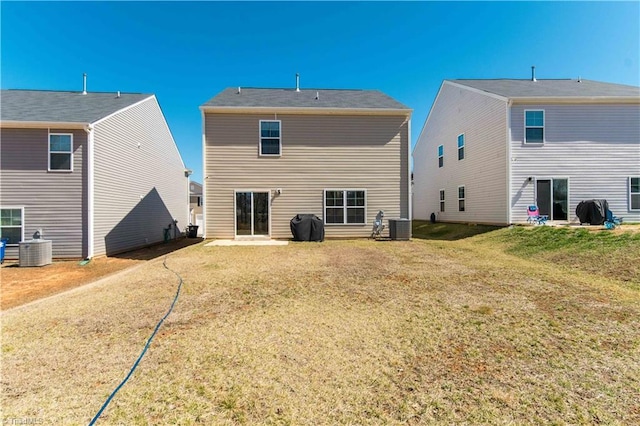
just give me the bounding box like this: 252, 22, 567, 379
290, 214, 324, 242
576, 199, 609, 225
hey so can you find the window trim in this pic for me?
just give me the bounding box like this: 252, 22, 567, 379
258, 119, 282, 157
458, 185, 465, 212
323, 189, 367, 225
438, 144, 444, 168
48, 132, 74, 172
457, 133, 465, 161
524, 109, 545, 145
0, 206, 25, 246
630, 177, 640, 211
439, 189, 445, 212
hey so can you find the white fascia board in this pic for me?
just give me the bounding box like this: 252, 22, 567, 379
0, 120, 87, 129
90, 95, 155, 126
199, 106, 412, 116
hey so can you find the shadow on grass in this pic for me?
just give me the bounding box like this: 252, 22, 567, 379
110, 237, 204, 260
412, 220, 503, 241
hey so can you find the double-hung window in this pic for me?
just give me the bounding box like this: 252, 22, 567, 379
439, 189, 445, 212
458, 186, 465, 212
630, 177, 640, 210
438, 145, 444, 168
49, 133, 73, 171
324, 190, 366, 224
0, 208, 23, 245
457, 134, 465, 160
259, 120, 281, 156
525, 110, 544, 144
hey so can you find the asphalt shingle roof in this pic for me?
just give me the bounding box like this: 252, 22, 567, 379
0, 90, 152, 123
450, 79, 640, 99
201, 88, 410, 110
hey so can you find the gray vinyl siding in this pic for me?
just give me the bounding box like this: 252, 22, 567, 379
412, 82, 509, 224
93, 97, 188, 256
204, 113, 410, 239
0, 127, 87, 259
510, 104, 640, 223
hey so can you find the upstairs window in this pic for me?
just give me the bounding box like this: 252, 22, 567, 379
458, 186, 465, 212
324, 190, 366, 224
259, 120, 281, 156
457, 134, 465, 160
438, 145, 444, 168
439, 189, 445, 212
49, 133, 73, 171
0, 208, 23, 245
631, 177, 640, 210
525, 110, 544, 144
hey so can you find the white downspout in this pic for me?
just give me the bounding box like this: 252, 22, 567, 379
85, 124, 95, 258
506, 100, 513, 224
407, 116, 412, 222
201, 109, 207, 238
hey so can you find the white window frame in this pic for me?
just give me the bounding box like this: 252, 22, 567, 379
630, 177, 640, 211
259, 120, 282, 157
323, 189, 367, 225
524, 110, 545, 144
457, 133, 465, 160
48, 132, 74, 172
439, 189, 445, 212
0, 207, 25, 246
438, 144, 444, 168
458, 185, 465, 212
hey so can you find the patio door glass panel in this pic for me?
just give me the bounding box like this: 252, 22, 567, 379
235, 191, 269, 236
536, 178, 568, 220
236, 192, 252, 235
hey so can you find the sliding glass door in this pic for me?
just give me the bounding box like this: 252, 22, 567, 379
536, 178, 568, 221
235, 191, 269, 236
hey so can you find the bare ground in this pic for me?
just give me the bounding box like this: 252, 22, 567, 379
0, 238, 203, 310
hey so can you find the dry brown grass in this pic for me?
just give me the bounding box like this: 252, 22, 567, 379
2, 238, 639, 425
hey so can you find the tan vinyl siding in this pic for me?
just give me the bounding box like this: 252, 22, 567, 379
204, 113, 410, 239
413, 83, 508, 224
510, 104, 640, 223
0, 127, 87, 259
93, 97, 188, 256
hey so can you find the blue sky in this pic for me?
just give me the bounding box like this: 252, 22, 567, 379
2, 1, 638, 183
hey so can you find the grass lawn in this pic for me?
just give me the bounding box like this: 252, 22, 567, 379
2, 224, 639, 424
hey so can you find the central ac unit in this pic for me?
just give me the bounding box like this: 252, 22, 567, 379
19, 240, 52, 267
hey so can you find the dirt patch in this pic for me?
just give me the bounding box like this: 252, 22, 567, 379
0, 238, 203, 310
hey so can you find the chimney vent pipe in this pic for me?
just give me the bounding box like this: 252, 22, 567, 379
82, 73, 87, 95
531, 66, 537, 82
296, 73, 300, 92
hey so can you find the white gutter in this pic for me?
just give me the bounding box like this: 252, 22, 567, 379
200, 106, 412, 116
506, 100, 513, 225
0, 121, 87, 129
85, 124, 95, 259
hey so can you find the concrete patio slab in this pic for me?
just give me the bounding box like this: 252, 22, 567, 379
204, 239, 289, 246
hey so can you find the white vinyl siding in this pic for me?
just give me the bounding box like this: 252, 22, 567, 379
48, 133, 73, 171
204, 113, 410, 239
412, 82, 508, 224
511, 104, 640, 223
93, 96, 188, 256
631, 177, 640, 210
0, 207, 24, 245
